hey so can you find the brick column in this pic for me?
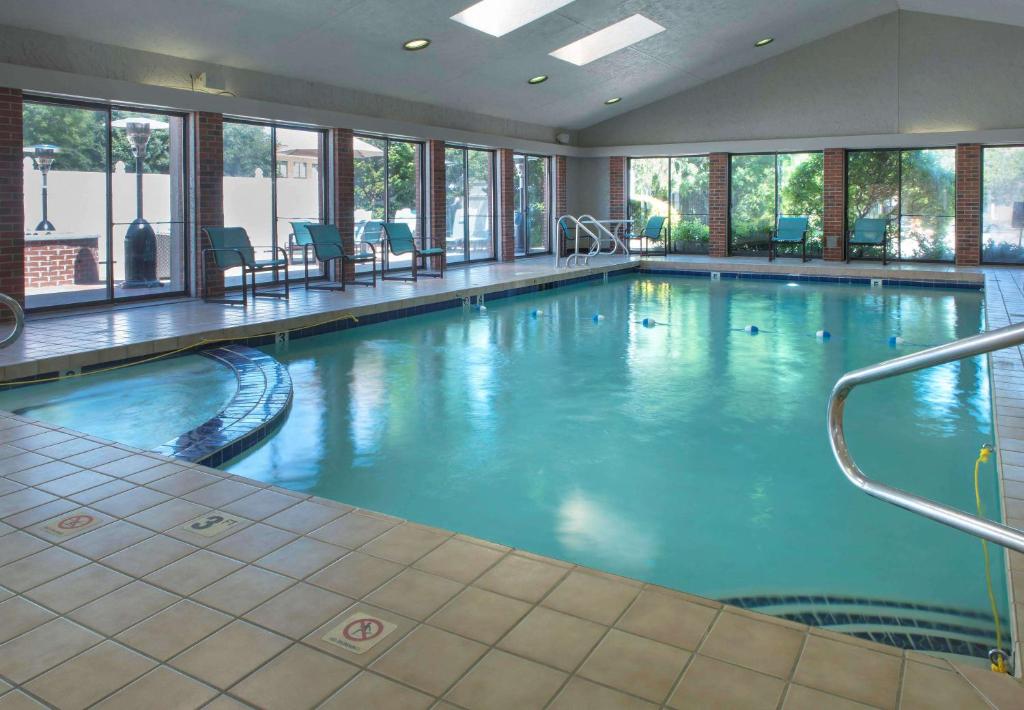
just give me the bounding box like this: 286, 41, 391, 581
955, 144, 982, 266
0, 88, 24, 311
498, 148, 515, 261
609, 157, 625, 221
708, 153, 729, 257
823, 148, 846, 261
194, 112, 224, 298
555, 155, 567, 218
332, 128, 354, 281
428, 140, 446, 270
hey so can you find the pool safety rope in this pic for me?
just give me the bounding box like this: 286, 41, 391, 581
0, 311, 360, 388
974, 444, 1011, 674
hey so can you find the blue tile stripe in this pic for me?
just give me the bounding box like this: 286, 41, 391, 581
636, 267, 983, 290
150, 344, 292, 467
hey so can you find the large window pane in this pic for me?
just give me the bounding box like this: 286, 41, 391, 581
388, 141, 421, 270
354, 136, 386, 272
900, 148, 955, 261
223, 122, 273, 286
353, 136, 421, 272
513, 155, 526, 255
777, 152, 823, 258
730, 154, 775, 255
670, 156, 709, 254
276, 127, 323, 279
628, 158, 668, 253
982, 146, 1024, 263
847, 150, 900, 261
526, 155, 549, 253
467, 149, 493, 260
445, 147, 466, 264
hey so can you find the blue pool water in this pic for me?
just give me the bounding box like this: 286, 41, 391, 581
227, 275, 1008, 644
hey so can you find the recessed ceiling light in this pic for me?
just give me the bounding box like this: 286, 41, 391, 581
528, 75, 549, 85
452, 0, 575, 38
605, 97, 621, 105
550, 14, 666, 66
403, 38, 431, 51
754, 37, 774, 47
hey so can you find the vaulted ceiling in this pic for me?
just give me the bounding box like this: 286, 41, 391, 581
0, 0, 1021, 130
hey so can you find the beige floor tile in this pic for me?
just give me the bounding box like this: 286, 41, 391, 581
429, 586, 531, 644
143, 550, 243, 595
307, 550, 404, 598
549, 677, 657, 710
0, 487, 56, 518
7, 461, 80, 487
953, 662, 1024, 709
668, 654, 786, 710
413, 538, 505, 583
899, 661, 990, 710
0, 596, 54, 643
221, 489, 298, 520
365, 568, 463, 620
474, 553, 568, 603
700, 611, 805, 679
0, 530, 48, 566
68, 581, 179, 635
319, 671, 433, 710
127, 498, 211, 532
230, 644, 358, 710
446, 649, 566, 710
60, 520, 153, 558
0, 690, 46, 709
616, 588, 718, 651
542, 570, 640, 625
37, 470, 114, 497
62, 446, 130, 470
371, 624, 487, 696
783, 684, 878, 710
255, 536, 347, 579
310, 511, 398, 548
93, 454, 165, 478
116, 600, 231, 660
2, 499, 77, 530
23, 563, 132, 614
359, 524, 450, 565
92, 667, 218, 710
498, 606, 606, 672
243, 582, 353, 639
192, 565, 294, 616
146, 469, 221, 496
24, 640, 154, 709
101, 535, 197, 577
261, 499, 345, 533
169, 620, 291, 689
304, 602, 417, 667
207, 523, 297, 563
0, 617, 102, 684
0, 546, 89, 592
793, 634, 901, 709
578, 629, 690, 704
183, 479, 260, 508
68, 480, 134, 505
90, 487, 170, 517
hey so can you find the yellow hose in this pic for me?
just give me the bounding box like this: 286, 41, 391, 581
973, 444, 1009, 673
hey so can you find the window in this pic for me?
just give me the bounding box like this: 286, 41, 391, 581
846, 149, 955, 262
22, 98, 187, 310
353, 135, 423, 271
223, 120, 326, 286
982, 146, 1024, 263
729, 153, 823, 257
296, 162, 308, 179
628, 156, 710, 254
514, 154, 550, 255
445, 146, 494, 263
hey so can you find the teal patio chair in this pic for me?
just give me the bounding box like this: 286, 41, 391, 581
627, 216, 667, 256
769, 216, 810, 262
304, 224, 376, 291
847, 218, 890, 265
201, 226, 289, 305
381, 222, 444, 281
557, 216, 596, 257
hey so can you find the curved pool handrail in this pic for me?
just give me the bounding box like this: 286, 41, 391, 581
0, 293, 24, 349
828, 320, 1024, 553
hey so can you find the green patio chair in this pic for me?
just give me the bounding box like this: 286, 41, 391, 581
201, 226, 288, 305
304, 224, 376, 291
769, 216, 810, 262
558, 216, 596, 257
381, 222, 444, 281
847, 218, 890, 265
626, 216, 667, 256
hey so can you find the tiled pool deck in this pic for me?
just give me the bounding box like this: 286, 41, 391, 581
0, 255, 1022, 709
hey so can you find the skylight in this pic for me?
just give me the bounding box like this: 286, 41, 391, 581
451, 0, 575, 38
549, 14, 665, 66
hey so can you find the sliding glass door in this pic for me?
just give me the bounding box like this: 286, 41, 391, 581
513, 154, 550, 255
353, 135, 423, 270
445, 146, 494, 264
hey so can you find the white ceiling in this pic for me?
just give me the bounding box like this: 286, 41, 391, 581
0, 0, 1022, 130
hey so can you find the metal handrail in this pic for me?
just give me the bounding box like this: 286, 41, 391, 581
0, 294, 24, 349
828, 321, 1024, 553
555, 216, 601, 268
577, 214, 630, 256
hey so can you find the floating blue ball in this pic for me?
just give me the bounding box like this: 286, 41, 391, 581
642, 318, 656, 328
816, 330, 831, 341
744, 325, 759, 335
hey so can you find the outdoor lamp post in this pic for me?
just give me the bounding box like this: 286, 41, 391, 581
24, 144, 60, 232
112, 117, 168, 288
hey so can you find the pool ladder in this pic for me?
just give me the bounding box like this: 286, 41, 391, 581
555, 215, 630, 269
827, 320, 1024, 553
0, 293, 23, 349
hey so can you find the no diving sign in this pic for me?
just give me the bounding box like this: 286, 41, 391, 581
322, 612, 396, 654
43, 511, 102, 536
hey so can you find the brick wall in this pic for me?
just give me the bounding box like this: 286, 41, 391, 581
0, 88, 24, 308
955, 144, 981, 266
708, 153, 729, 257
555, 155, 567, 218
428, 140, 446, 270
823, 148, 846, 261
194, 112, 224, 297
498, 148, 515, 261
331, 128, 354, 281
24, 238, 99, 287
609, 156, 626, 221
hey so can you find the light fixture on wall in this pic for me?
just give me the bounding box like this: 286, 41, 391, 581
604, 97, 621, 105
754, 37, 774, 47
403, 38, 431, 51
528, 75, 549, 85
112, 117, 168, 289
23, 144, 60, 232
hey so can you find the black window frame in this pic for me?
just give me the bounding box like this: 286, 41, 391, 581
513, 152, 553, 257
444, 144, 497, 265
626, 155, 711, 255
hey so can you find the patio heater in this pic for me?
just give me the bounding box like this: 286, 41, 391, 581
112, 117, 167, 288
24, 144, 60, 232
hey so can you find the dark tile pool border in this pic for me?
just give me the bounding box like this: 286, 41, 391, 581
635, 267, 984, 290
